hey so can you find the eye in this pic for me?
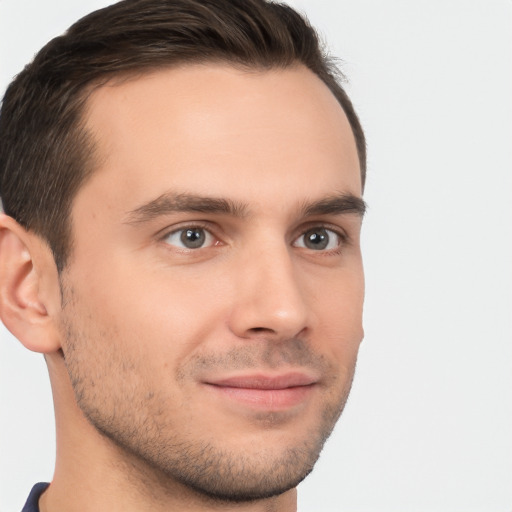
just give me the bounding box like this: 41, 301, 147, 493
163, 227, 216, 249
293, 227, 343, 251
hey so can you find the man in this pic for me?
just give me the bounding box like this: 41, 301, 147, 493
0, 0, 366, 510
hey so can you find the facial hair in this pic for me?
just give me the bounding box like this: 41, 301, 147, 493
60, 286, 357, 503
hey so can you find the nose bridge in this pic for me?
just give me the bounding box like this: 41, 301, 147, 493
228, 235, 309, 339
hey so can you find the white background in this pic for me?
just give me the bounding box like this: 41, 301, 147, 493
1, 1, 511, 511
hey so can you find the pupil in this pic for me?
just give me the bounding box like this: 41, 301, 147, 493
181, 228, 205, 248
305, 229, 329, 250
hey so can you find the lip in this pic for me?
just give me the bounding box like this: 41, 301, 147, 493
209, 373, 317, 389
203, 372, 318, 410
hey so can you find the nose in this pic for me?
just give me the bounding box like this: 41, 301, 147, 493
227, 243, 309, 340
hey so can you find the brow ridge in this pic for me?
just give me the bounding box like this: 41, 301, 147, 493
125, 191, 366, 225
301, 194, 366, 217
125, 192, 249, 224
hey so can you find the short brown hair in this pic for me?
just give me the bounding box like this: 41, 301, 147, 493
0, 0, 366, 272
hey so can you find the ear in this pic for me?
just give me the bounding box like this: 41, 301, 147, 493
0, 213, 62, 353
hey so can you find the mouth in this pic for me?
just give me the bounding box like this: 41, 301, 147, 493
202, 372, 318, 410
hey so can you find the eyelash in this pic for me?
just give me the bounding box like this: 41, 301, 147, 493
159, 222, 218, 251
292, 225, 347, 254
159, 223, 348, 254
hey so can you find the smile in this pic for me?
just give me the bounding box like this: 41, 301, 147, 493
203, 373, 318, 410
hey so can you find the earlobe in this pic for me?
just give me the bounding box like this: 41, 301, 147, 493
0, 214, 62, 353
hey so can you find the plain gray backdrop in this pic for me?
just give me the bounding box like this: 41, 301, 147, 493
1, 1, 511, 511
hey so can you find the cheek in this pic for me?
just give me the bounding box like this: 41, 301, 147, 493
310, 266, 364, 357
70, 260, 228, 365
310, 261, 364, 318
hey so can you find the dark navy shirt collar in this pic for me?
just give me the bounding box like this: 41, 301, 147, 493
21, 483, 49, 512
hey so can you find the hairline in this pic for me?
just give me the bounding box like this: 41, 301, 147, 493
42, 59, 366, 273
74, 57, 365, 200
60, 59, 364, 271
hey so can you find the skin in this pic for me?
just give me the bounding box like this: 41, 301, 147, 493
0, 64, 364, 512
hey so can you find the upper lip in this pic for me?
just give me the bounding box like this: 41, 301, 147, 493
205, 372, 318, 390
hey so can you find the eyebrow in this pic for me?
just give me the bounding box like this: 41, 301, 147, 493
125, 192, 249, 224
300, 194, 366, 218
125, 191, 366, 225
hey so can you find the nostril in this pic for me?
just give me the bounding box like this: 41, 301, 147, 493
249, 327, 274, 334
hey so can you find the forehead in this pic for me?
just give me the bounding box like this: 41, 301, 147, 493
77, 64, 361, 215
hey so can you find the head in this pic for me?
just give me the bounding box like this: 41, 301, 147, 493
0, 0, 366, 505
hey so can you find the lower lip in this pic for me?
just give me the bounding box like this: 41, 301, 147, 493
204, 384, 315, 410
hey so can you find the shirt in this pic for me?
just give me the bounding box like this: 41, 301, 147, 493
21, 483, 49, 512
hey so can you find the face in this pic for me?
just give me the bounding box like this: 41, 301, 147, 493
59, 64, 365, 501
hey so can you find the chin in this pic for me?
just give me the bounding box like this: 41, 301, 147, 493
160, 439, 322, 503
94, 412, 329, 503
